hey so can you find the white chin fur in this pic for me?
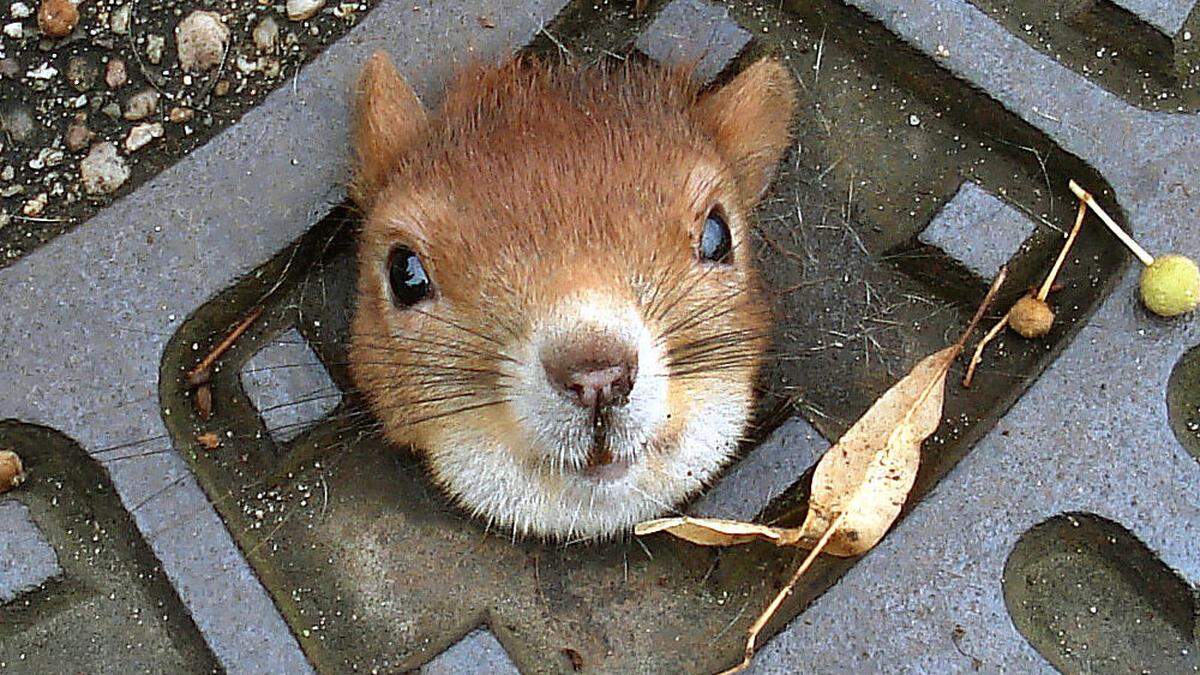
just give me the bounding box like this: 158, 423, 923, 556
422, 294, 752, 540
429, 390, 747, 540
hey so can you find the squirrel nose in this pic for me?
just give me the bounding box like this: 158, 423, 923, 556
542, 333, 638, 410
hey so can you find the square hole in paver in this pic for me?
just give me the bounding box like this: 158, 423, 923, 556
918, 181, 1038, 281
240, 327, 341, 444
0, 500, 63, 604
635, 0, 751, 82
421, 627, 519, 675
692, 416, 827, 521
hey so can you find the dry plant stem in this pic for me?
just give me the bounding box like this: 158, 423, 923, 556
720, 512, 849, 675
185, 305, 264, 386
1038, 200, 1088, 301
1068, 180, 1154, 266
956, 266, 1009, 350
965, 199, 1087, 387
963, 310, 1010, 387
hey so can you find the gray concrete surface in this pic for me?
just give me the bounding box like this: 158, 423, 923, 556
0, 501, 61, 604
692, 416, 827, 521
0, 1, 567, 672
4, 0, 1199, 671
422, 628, 521, 675
752, 0, 1200, 670
918, 181, 1038, 281
241, 327, 341, 443
1110, 0, 1195, 36
635, 0, 749, 82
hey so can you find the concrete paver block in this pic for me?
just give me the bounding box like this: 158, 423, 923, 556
918, 181, 1038, 281
635, 0, 751, 82
0, 501, 62, 604
241, 328, 341, 443
692, 417, 826, 521
421, 628, 520, 675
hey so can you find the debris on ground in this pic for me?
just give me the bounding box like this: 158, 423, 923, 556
0, 449, 25, 493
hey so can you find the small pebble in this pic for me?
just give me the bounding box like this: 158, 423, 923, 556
124, 121, 163, 152
123, 88, 159, 120
65, 112, 93, 151
213, 78, 230, 96
100, 101, 121, 119
167, 106, 194, 123
10, 2, 32, 18
2, 21, 21, 38
36, 0, 77, 37
146, 34, 165, 64
1, 105, 35, 143
175, 10, 229, 72
22, 192, 47, 216
80, 141, 129, 195
65, 54, 97, 91
286, 0, 323, 21
109, 2, 129, 34
0, 58, 19, 79
252, 15, 278, 51
104, 58, 126, 88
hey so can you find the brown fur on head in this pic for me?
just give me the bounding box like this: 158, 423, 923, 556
349, 52, 797, 539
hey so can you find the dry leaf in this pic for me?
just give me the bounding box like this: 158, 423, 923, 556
636, 269, 1008, 674
196, 432, 221, 451
635, 516, 798, 547
795, 343, 958, 555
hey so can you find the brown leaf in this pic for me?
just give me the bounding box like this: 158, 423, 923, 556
795, 344, 959, 556
634, 516, 800, 547
633, 0, 649, 15
195, 384, 213, 421
196, 432, 221, 451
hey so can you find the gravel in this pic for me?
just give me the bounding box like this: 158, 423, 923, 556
286, 0, 324, 22
123, 88, 159, 121
175, 10, 229, 72
79, 141, 128, 195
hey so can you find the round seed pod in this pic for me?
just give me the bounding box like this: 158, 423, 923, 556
1009, 294, 1055, 339
0, 450, 25, 494
1139, 253, 1200, 318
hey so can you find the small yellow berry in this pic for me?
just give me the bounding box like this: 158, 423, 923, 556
1009, 294, 1055, 339
1140, 253, 1200, 317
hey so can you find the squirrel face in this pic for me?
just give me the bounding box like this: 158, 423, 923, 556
348, 53, 797, 540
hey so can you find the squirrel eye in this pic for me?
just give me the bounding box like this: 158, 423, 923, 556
387, 246, 431, 307
698, 208, 733, 263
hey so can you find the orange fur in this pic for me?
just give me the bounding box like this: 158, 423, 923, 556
348, 52, 797, 538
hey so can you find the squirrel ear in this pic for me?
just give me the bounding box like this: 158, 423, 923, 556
695, 58, 798, 203
351, 51, 428, 206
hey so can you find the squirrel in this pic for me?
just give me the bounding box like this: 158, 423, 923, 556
348, 51, 797, 540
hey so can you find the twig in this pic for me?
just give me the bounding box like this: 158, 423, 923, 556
962, 310, 1009, 388
720, 512, 848, 675
1037, 200, 1088, 301
964, 200, 1087, 387
185, 305, 264, 386
1069, 180, 1153, 266
954, 266, 1008, 351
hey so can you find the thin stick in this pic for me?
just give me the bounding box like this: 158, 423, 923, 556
720, 512, 848, 675
1068, 180, 1154, 266
185, 305, 264, 386
1037, 200, 1088, 301
963, 311, 1010, 388
954, 266, 1008, 352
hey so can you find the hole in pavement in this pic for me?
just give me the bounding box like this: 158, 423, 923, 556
1168, 342, 1200, 463
0, 420, 218, 671
156, 1, 1131, 671
1003, 512, 1199, 674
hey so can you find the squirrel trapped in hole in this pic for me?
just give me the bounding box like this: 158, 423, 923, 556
348, 51, 798, 540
